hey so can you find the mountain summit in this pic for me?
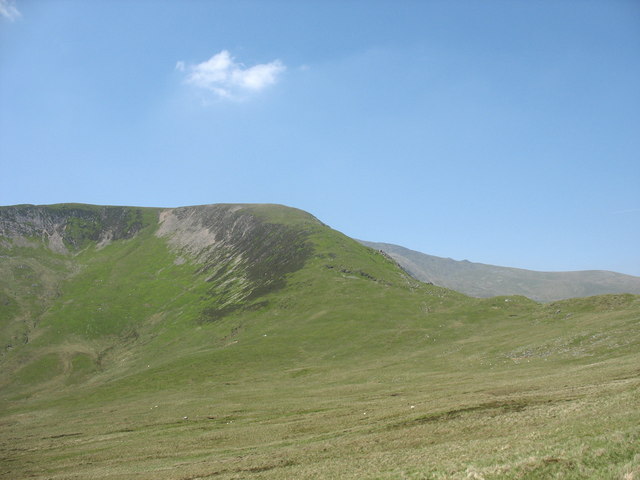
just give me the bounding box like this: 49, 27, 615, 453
1, 203, 638, 479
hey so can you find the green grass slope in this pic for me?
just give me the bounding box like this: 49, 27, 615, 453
0, 204, 639, 479
360, 240, 640, 302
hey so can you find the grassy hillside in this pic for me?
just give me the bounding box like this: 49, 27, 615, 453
360, 240, 640, 302
1, 204, 639, 479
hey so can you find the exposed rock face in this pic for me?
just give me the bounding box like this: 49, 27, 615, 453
156, 204, 315, 321
0, 204, 150, 253
0, 203, 317, 324
156, 205, 248, 259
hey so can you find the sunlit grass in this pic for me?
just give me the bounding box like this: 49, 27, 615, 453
1, 204, 638, 479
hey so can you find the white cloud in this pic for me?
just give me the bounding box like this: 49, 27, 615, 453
0, 0, 21, 21
180, 50, 285, 100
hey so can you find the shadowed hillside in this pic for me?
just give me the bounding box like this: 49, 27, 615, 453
1, 204, 639, 480
359, 240, 640, 302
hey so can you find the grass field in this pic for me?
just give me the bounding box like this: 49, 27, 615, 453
1, 204, 638, 479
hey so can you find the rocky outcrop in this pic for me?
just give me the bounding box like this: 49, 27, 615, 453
0, 204, 151, 253
156, 204, 315, 321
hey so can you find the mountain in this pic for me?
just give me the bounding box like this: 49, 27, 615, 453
1, 204, 639, 480
359, 240, 640, 302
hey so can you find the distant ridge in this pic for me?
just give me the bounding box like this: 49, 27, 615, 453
2, 203, 640, 478
358, 240, 640, 302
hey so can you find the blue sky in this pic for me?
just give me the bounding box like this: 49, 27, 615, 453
1, 1, 639, 275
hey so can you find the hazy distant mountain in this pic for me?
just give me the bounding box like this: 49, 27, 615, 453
2, 203, 640, 479
358, 240, 640, 302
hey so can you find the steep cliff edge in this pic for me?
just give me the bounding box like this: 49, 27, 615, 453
1, 204, 639, 480
0, 204, 155, 253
